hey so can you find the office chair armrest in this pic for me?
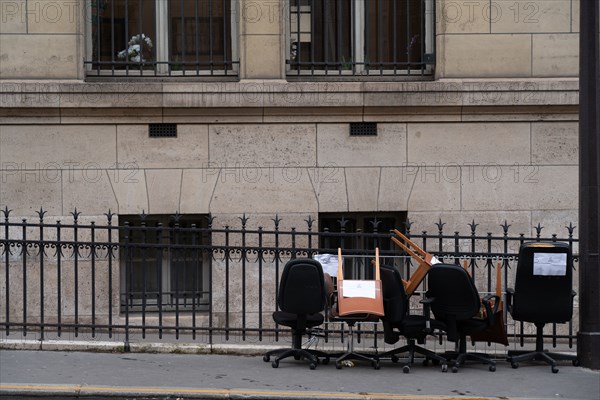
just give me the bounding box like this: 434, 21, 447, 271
420, 296, 435, 324
481, 294, 500, 326
506, 288, 514, 313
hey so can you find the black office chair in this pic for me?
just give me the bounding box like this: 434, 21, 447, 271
426, 264, 498, 372
378, 264, 448, 373
263, 258, 330, 369
506, 242, 579, 373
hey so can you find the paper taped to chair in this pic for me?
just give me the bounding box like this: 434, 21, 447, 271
313, 254, 338, 277
341, 280, 377, 299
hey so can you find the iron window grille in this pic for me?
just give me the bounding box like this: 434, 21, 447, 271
120, 215, 211, 312
319, 212, 407, 278
288, 0, 435, 78
85, 0, 238, 77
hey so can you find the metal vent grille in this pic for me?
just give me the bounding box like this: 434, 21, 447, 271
350, 122, 378, 136
149, 124, 177, 138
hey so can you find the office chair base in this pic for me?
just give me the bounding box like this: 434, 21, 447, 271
380, 343, 449, 373
507, 350, 579, 373
335, 351, 380, 369
264, 348, 330, 369
443, 351, 496, 372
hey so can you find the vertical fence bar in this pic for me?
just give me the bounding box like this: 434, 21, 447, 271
241, 216, 247, 341
192, 224, 198, 341
21, 219, 27, 336
258, 226, 263, 342
173, 218, 180, 340
123, 222, 131, 349
38, 212, 45, 341
225, 226, 230, 340
273, 216, 280, 341
91, 222, 96, 338
56, 220, 62, 337
106, 212, 114, 338
2, 209, 10, 335
156, 222, 164, 340
73, 212, 79, 337
141, 218, 147, 339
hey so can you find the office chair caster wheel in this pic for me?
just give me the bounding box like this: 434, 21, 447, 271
552, 365, 559, 373
511, 362, 519, 369
451, 365, 459, 373
422, 359, 429, 367
391, 355, 399, 363
572, 359, 580, 366
441, 364, 448, 373
372, 361, 380, 370
489, 365, 496, 372
335, 362, 342, 369
271, 360, 279, 368
263, 355, 270, 362
403, 365, 410, 374
309, 362, 317, 370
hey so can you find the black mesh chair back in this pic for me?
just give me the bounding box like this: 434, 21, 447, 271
511, 242, 573, 324
263, 258, 330, 369
506, 242, 578, 372
278, 258, 326, 318
427, 264, 481, 324
426, 263, 497, 372
378, 264, 448, 372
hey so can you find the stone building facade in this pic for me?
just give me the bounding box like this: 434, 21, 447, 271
0, 1, 581, 330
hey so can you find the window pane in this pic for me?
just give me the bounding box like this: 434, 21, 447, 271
169, 0, 233, 72
290, 0, 352, 70
366, 0, 424, 69
92, 0, 156, 69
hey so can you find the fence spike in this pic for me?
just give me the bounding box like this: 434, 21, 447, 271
305, 215, 314, 230
239, 213, 249, 228
501, 220, 511, 235
71, 208, 81, 221
535, 223, 544, 237
566, 222, 576, 236
272, 214, 281, 229
468, 220, 479, 234
104, 209, 114, 223
435, 218, 445, 232
37, 208, 47, 221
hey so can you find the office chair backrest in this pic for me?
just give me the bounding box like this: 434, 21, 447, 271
512, 242, 573, 323
427, 264, 481, 322
278, 258, 326, 315
379, 264, 409, 325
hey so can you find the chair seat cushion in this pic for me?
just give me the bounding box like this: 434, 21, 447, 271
272, 311, 324, 328
401, 315, 445, 336
458, 318, 489, 335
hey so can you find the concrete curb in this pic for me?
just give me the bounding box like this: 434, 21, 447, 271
0, 384, 507, 400
0, 338, 281, 356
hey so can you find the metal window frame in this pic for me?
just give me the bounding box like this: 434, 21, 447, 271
286, 0, 435, 78
84, 0, 239, 78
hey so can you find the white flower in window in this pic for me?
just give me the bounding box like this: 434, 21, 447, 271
118, 34, 153, 63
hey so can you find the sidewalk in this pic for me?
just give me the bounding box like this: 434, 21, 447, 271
1, 341, 599, 400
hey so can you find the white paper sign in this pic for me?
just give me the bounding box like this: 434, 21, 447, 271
430, 255, 441, 265
533, 253, 567, 276
342, 280, 376, 299
313, 254, 338, 277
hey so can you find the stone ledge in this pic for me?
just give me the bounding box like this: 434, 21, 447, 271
0, 78, 580, 109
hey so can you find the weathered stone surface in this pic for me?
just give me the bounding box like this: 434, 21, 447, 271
532, 122, 578, 165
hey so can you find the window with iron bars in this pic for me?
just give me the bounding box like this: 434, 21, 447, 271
319, 212, 406, 279
86, 0, 238, 77
119, 215, 211, 312
288, 0, 435, 77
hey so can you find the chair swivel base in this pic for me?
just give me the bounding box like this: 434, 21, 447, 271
380, 342, 449, 373
442, 350, 496, 373
507, 350, 579, 373
263, 347, 330, 370
335, 350, 380, 369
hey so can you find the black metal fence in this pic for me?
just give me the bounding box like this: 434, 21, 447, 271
0, 207, 579, 354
